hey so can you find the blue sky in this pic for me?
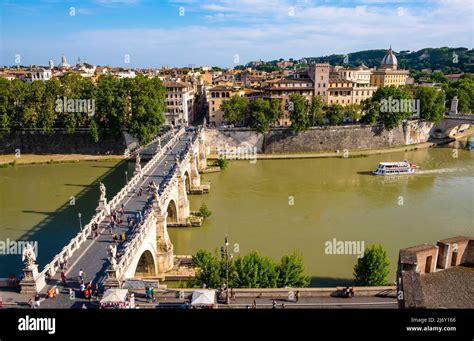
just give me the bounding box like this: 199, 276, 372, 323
0, 0, 472, 67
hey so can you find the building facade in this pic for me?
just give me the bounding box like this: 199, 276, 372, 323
370, 48, 409, 87
207, 86, 245, 126
164, 81, 196, 126
308, 63, 330, 103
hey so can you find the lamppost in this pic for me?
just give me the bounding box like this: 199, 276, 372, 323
220, 234, 233, 304
125, 170, 128, 184
78, 212, 82, 231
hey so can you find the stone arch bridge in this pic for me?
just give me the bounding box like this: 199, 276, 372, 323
432, 115, 474, 138
20, 126, 210, 295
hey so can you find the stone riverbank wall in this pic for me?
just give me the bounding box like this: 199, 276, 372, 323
0, 129, 131, 155
205, 121, 434, 154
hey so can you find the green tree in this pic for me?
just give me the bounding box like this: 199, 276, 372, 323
430, 72, 449, 84
415, 86, 446, 123
276, 252, 310, 287
0, 78, 10, 130
89, 119, 100, 143
129, 75, 166, 144
360, 98, 380, 125
326, 104, 345, 125
289, 93, 310, 133
191, 250, 222, 288
444, 74, 474, 113
268, 98, 283, 124
216, 155, 229, 169
198, 203, 212, 218
363, 86, 413, 129
95, 75, 121, 136
8, 79, 28, 129
248, 98, 271, 133
221, 96, 248, 125
41, 78, 61, 133
353, 244, 390, 286
233, 251, 278, 288
345, 103, 361, 122
309, 96, 324, 126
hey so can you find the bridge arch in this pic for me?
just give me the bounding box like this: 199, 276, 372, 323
183, 170, 191, 194
134, 250, 157, 278
166, 199, 178, 224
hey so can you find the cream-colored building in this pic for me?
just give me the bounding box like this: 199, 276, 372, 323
163, 81, 196, 126
332, 64, 377, 104
207, 86, 245, 126
327, 79, 354, 106
370, 47, 409, 87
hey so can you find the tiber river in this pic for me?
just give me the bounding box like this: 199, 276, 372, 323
0, 137, 472, 286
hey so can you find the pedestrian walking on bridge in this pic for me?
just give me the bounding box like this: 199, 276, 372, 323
78, 269, 85, 282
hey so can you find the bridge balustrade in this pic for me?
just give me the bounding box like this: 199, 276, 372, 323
39, 127, 186, 279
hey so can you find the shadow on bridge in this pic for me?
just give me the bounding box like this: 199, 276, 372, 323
4, 159, 137, 277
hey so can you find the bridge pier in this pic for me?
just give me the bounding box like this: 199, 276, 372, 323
190, 153, 202, 190
177, 174, 190, 224
198, 134, 207, 171
155, 210, 174, 274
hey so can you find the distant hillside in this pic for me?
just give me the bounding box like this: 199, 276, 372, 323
304, 47, 474, 73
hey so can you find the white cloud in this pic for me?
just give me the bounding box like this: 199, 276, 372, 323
1, 0, 471, 67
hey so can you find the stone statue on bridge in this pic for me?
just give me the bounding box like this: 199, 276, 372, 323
449, 96, 459, 115
155, 138, 161, 153
134, 154, 142, 176
96, 182, 108, 213
99, 182, 106, 202
108, 244, 117, 259
22, 243, 37, 270
107, 244, 117, 270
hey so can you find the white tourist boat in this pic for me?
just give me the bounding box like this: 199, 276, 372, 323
373, 160, 418, 176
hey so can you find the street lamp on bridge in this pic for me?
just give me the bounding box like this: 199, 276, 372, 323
221, 234, 233, 305
78, 212, 82, 231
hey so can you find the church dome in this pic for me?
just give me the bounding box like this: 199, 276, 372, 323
381, 48, 397, 69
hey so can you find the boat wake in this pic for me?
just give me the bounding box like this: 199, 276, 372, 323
416, 168, 459, 175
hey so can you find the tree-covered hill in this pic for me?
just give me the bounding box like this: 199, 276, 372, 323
304, 47, 474, 73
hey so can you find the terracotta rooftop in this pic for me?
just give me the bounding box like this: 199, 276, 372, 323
329, 78, 354, 84
267, 78, 312, 84
438, 236, 472, 244
399, 244, 437, 264
421, 265, 474, 308
163, 81, 190, 88
208, 85, 236, 91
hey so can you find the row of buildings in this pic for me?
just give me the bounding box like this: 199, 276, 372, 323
0, 48, 410, 127
206, 48, 409, 126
